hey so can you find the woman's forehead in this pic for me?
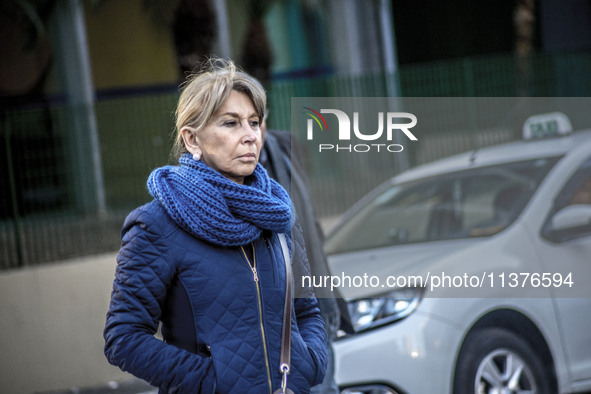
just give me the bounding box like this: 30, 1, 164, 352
214, 91, 258, 116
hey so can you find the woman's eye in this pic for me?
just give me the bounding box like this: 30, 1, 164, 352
250, 120, 260, 128
223, 121, 237, 127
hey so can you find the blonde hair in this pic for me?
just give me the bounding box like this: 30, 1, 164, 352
172, 59, 267, 159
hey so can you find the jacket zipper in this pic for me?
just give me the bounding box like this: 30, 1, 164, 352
240, 243, 273, 394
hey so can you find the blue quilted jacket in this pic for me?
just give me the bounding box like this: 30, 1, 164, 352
104, 201, 328, 393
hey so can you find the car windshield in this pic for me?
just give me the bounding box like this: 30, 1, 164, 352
325, 157, 561, 254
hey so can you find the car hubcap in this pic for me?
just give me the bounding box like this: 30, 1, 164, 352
475, 349, 537, 394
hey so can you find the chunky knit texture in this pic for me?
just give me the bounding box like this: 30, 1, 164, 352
147, 153, 292, 246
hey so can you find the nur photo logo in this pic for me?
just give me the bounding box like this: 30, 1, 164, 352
304, 107, 418, 153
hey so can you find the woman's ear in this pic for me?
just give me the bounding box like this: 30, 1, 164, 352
181, 126, 200, 155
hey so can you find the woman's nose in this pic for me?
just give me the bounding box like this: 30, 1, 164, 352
241, 120, 259, 142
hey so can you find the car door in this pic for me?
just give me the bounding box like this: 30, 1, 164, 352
534, 156, 591, 385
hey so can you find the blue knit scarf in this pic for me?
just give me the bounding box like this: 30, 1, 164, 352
147, 154, 292, 246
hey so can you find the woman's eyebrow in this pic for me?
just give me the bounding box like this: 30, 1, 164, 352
218, 111, 259, 119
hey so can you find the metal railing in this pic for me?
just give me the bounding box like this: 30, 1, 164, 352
2, 50, 591, 269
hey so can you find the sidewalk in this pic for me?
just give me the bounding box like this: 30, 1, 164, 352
39, 378, 157, 394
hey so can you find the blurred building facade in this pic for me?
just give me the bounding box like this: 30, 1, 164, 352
1, 0, 591, 270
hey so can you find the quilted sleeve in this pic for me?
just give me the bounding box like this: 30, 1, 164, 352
104, 206, 216, 393
294, 296, 328, 386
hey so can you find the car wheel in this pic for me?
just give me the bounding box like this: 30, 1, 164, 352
453, 327, 552, 394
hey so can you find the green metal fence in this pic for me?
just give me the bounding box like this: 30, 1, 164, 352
2, 50, 591, 270
0, 94, 178, 269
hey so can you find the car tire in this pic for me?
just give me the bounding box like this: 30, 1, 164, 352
453, 327, 552, 394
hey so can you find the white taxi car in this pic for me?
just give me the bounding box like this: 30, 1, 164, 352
325, 113, 591, 394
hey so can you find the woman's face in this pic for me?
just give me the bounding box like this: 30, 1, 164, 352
183, 90, 262, 184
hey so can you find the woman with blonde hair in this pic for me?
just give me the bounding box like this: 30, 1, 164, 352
104, 59, 327, 393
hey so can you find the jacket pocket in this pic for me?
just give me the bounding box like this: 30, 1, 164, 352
290, 330, 318, 387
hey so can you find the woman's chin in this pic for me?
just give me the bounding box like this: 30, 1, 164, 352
222, 165, 258, 184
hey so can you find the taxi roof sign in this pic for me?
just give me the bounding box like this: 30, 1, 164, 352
523, 112, 572, 140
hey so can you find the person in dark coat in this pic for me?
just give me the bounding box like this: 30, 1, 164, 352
260, 118, 353, 394
103, 59, 327, 393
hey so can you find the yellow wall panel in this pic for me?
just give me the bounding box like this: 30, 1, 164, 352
85, 0, 178, 90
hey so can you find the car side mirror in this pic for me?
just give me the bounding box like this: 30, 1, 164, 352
545, 204, 591, 242
552, 204, 591, 230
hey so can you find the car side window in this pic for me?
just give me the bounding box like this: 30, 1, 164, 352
543, 157, 591, 243
325, 158, 558, 254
